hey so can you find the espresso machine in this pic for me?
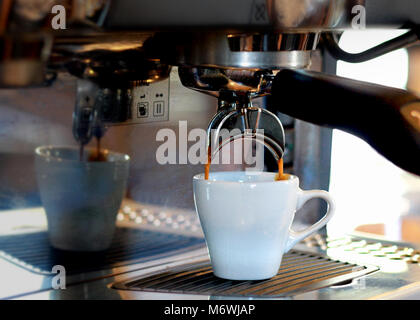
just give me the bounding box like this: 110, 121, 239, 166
1, 0, 420, 300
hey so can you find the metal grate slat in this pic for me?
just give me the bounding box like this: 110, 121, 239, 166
238, 264, 355, 296
217, 261, 347, 296
126, 265, 212, 288
266, 268, 362, 296
114, 250, 378, 298
0, 228, 205, 275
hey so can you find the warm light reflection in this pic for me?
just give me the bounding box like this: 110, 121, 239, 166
411, 110, 420, 126
75, 41, 143, 53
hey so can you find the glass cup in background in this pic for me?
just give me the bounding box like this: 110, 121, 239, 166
35, 146, 130, 252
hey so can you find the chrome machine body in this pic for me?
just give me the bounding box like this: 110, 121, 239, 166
1, 0, 420, 300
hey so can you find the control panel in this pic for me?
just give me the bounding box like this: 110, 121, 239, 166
128, 78, 170, 124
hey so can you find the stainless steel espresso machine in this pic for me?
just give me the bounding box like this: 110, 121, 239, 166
1, 0, 420, 300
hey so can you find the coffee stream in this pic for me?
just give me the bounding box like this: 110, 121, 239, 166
275, 158, 289, 181
204, 147, 289, 181
79, 144, 85, 162
204, 146, 211, 180
79, 137, 107, 162
89, 137, 107, 162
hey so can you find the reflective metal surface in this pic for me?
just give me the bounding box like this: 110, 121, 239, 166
207, 105, 285, 163
112, 250, 378, 298
105, 0, 366, 30
0, 204, 208, 299
7, 227, 420, 299
228, 33, 320, 52
174, 32, 314, 69
2, 199, 420, 300
267, 0, 364, 30
178, 67, 270, 98
53, 33, 171, 86
366, 0, 420, 27
2, 0, 419, 88
0, 0, 110, 87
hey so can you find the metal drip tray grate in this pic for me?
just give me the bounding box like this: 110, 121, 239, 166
113, 250, 378, 298
0, 227, 205, 275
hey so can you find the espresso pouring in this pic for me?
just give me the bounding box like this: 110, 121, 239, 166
79, 137, 108, 162
204, 147, 289, 181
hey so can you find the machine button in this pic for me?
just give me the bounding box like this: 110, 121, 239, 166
153, 101, 165, 116
137, 102, 149, 118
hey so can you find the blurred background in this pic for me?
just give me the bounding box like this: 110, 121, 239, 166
328, 30, 420, 243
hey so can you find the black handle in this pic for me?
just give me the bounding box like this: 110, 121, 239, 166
270, 69, 420, 176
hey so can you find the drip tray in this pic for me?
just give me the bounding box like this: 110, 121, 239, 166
0, 227, 205, 275
113, 250, 378, 298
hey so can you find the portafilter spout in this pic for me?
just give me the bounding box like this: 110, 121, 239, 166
206, 91, 285, 164
178, 66, 285, 163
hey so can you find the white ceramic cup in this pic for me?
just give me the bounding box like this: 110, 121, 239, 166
193, 171, 335, 280
35, 146, 130, 252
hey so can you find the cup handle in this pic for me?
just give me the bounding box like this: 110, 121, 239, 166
284, 189, 336, 252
